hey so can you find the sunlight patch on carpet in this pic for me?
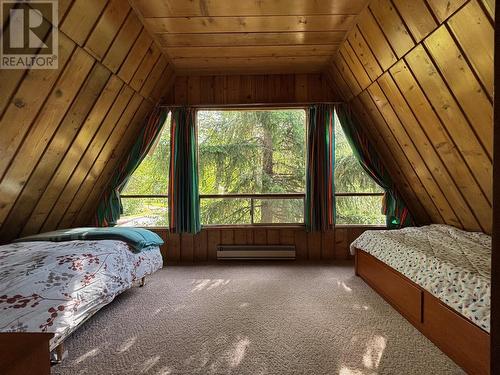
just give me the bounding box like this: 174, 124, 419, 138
230, 336, 251, 367
74, 348, 99, 364
117, 336, 137, 353
362, 335, 386, 369
191, 279, 231, 292
140, 355, 161, 373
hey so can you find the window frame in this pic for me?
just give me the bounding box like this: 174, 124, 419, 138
196, 107, 307, 226
120, 104, 386, 228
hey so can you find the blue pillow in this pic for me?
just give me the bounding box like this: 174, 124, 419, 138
14, 227, 164, 253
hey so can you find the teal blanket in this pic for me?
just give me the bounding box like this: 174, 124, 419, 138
14, 227, 164, 253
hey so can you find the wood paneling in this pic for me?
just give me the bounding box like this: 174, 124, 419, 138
130, 0, 369, 74
0, 1, 175, 243
174, 57, 331, 76
151, 226, 381, 263
131, 0, 368, 17
392, 0, 436, 42
144, 15, 356, 34
156, 32, 346, 48
167, 45, 338, 59
426, 0, 468, 23
169, 73, 337, 105
326, 0, 493, 233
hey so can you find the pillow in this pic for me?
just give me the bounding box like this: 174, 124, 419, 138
14, 227, 164, 253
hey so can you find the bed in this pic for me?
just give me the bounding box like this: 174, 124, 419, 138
0, 229, 163, 354
351, 224, 490, 375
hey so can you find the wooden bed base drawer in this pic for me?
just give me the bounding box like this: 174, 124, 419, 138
0, 333, 53, 375
355, 249, 490, 375
356, 249, 422, 324
422, 292, 490, 375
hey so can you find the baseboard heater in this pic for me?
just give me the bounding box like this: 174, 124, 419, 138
217, 245, 296, 260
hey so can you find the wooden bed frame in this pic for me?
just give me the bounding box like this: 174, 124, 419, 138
355, 249, 490, 374
0, 276, 148, 374
0, 333, 53, 375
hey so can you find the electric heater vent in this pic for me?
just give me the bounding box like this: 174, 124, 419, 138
217, 245, 296, 260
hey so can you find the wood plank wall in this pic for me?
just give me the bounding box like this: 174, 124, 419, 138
167, 73, 338, 105
0, 0, 175, 243
152, 226, 381, 263
326, 0, 494, 233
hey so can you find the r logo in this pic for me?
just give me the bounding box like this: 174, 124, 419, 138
9, 8, 48, 49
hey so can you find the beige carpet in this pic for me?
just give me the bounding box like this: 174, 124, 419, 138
53, 262, 464, 375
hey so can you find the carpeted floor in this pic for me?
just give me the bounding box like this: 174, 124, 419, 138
53, 262, 464, 375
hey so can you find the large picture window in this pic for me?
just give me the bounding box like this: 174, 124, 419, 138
117, 108, 385, 228
198, 109, 306, 225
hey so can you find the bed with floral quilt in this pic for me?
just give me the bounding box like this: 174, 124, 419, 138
0, 234, 163, 351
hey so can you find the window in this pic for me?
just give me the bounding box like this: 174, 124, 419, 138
117, 108, 385, 228
334, 112, 385, 225
117, 113, 170, 227
198, 109, 306, 225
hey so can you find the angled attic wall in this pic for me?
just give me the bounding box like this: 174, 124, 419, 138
326, 0, 494, 233
0, 0, 175, 242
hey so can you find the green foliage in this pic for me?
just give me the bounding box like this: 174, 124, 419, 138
198, 110, 306, 194
198, 110, 306, 224
334, 116, 385, 225
120, 115, 170, 226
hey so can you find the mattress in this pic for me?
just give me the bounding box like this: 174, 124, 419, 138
351, 224, 491, 332
0, 240, 163, 350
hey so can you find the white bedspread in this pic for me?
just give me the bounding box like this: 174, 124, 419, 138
351, 224, 490, 332
0, 240, 163, 350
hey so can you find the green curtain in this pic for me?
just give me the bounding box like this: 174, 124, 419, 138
94, 107, 169, 226
335, 103, 415, 228
168, 107, 201, 234
305, 104, 335, 231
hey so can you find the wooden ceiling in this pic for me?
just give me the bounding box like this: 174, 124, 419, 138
129, 0, 370, 74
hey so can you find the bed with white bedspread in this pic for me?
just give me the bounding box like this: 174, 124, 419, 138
0, 239, 163, 350
351, 224, 490, 332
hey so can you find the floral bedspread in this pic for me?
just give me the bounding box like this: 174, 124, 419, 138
351, 224, 490, 332
0, 240, 163, 350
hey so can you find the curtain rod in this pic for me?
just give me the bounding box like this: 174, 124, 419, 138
157, 101, 344, 109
